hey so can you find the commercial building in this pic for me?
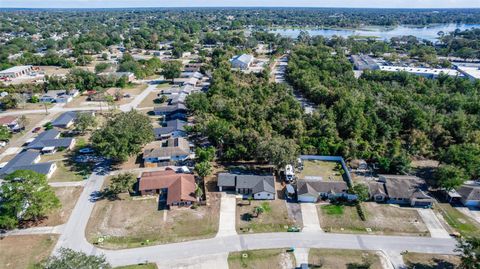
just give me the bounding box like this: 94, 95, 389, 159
0, 65, 33, 78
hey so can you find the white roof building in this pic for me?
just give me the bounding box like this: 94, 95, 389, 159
379, 65, 463, 79
230, 54, 254, 70
456, 66, 480, 81
0, 65, 33, 78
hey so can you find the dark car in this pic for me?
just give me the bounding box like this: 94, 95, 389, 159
32, 127, 42, 133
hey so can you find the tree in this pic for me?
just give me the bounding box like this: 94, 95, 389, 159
160, 61, 182, 83
38, 248, 111, 269
351, 183, 370, 202
257, 136, 299, 168
195, 184, 204, 201
75, 112, 97, 134
195, 146, 215, 162
0, 125, 12, 141
108, 173, 136, 195
195, 161, 212, 179
436, 165, 466, 199
0, 170, 60, 229
455, 237, 480, 269
253, 205, 265, 217
91, 110, 154, 162
95, 62, 111, 73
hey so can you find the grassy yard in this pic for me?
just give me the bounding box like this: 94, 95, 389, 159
435, 202, 480, 237
115, 264, 158, 269
236, 199, 297, 233
318, 203, 430, 236
309, 249, 383, 269
48, 160, 86, 182
403, 252, 460, 269
228, 249, 295, 269
138, 91, 163, 108
86, 193, 220, 249
298, 160, 344, 181
0, 234, 59, 269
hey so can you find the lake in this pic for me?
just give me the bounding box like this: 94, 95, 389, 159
270, 24, 480, 42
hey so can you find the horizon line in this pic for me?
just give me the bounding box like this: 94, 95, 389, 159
2, 6, 480, 10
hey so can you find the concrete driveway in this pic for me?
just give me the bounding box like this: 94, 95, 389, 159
216, 193, 237, 237
300, 203, 322, 232
417, 209, 450, 238
456, 207, 480, 224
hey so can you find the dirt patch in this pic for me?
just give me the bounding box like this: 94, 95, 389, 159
35, 186, 83, 227
309, 249, 383, 269
318, 203, 430, 236
228, 249, 295, 269
138, 90, 162, 108
403, 252, 460, 269
0, 234, 59, 269
85, 193, 220, 249
236, 199, 297, 233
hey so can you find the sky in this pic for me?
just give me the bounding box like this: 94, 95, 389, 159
1, 0, 480, 9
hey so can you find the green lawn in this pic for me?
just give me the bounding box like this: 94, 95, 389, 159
298, 160, 344, 181
435, 203, 480, 237
322, 204, 344, 215
228, 249, 295, 269
49, 161, 86, 182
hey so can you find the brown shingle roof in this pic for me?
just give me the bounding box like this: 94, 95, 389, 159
0, 116, 17, 125
139, 170, 196, 205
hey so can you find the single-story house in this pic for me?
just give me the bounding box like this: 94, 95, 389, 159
230, 54, 254, 70
168, 93, 187, 106
0, 65, 33, 78
377, 175, 434, 207
52, 112, 77, 129
217, 172, 275, 200
138, 170, 196, 207
27, 129, 76, 153
456, 184, 480, 208
368, 181, 388, 202
0, 150, 57, 178
184, 63, 203, 72
153, 103, 187, 118
143, 137, 191, 166
0, 116, 20, 132
296, 180, 356, 203
39, 90, 78, 103
154, 119, 187, 140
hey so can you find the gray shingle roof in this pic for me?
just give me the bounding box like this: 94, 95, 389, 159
0, 150, 55, 176
218, 173, 275, 194
379, 175, 432, 200
27, 129, 74, 149
297, 180, 348, 196
52, 111, 77, 127
154, 120, 187, 136
457, 184, 480, 201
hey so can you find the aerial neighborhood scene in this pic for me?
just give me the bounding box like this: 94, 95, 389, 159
1, 1, 480, 269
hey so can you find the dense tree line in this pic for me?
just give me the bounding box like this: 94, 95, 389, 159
286, 45, 480, 176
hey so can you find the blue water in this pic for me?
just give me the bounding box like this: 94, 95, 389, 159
270, 24, 480, 42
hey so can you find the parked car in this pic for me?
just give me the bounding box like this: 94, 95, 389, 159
78, 147, 95, 154
0, 141, 7, 147
32, 127, 42, 133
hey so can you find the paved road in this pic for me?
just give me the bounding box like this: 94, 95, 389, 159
417, 209, 450, 238
301, 203, 322, 232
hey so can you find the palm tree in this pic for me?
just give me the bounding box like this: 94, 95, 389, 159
195, 184, 203, 201
253, 205, 265, 218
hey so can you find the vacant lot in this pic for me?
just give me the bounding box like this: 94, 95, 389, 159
27, 186, 83, 227
318, 203, 429, 236
309, 249, 383, 269
403, 252, 460, 269
228, 249, 295, 269
298, 160, 343, 181
237, 199, 297, 233
435, 202, 480, 237
0, 234, 59, 269
86, 193, 220, 249
138, 90, 162, 108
